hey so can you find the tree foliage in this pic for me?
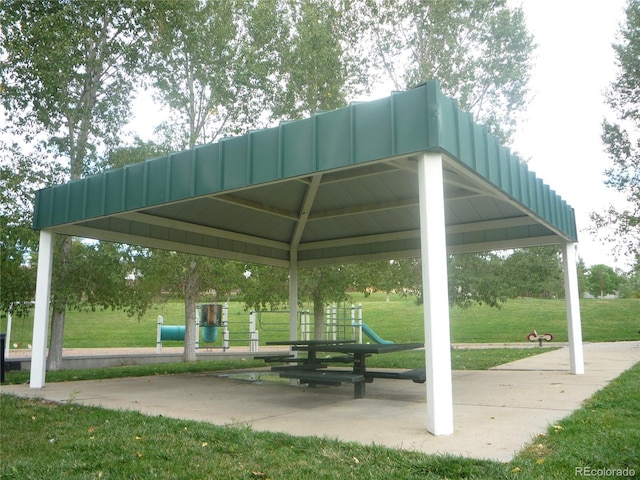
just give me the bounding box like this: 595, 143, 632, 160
592, 0, 640, 267
269, 0, 369, 120
585, 264, 621, 298
145, 0, 249, 148
1, 0, 152, 176
0, 144, 66, 316
502, 247, 565, 298
366, 0, 534, 142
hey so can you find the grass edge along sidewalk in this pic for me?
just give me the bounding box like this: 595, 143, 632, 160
1, 362, 638, 479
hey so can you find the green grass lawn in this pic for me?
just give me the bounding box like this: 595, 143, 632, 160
3, 294, 638, 350
1, 295, 638, 478
2, 362, 638, 479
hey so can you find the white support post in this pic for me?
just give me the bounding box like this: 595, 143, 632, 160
5, 307, 12, 358
331, 304, 338, 341
418, 152, 454, 435
563, 242, 584, 374
195, 307, 200, 351
304, 311, 311, 341
289, 250, 299, 343
350, 304, 356, 342
30, 230, 54, 389
249, 311, 258, 352
156, 315, 164, 353
222, 303, 229, 352
357, 304, 363, 344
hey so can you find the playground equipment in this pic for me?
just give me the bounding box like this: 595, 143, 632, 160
300, 304, 393, 344
527, 330, 554, 347
201, 304, 222, 344
157, 303, 221, 353
3, 302, 34, 356
156, 303, 259, 353
360, 322, 394, 344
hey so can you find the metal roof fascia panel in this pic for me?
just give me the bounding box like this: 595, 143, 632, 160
317, 107, 352, 169
281, 117, 314, 178
392, 84, 433, 155
168, 150, 194, 200
123, 162, 145, 211
144, 155, 169, 206
220, 135, 249, 190
247, 127, 279, 185
194, 143, 221, 195
353, 97, 393, 163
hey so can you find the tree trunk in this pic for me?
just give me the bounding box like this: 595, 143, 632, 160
46, 309, 65, 371
183, 259, 198, 362
47, 234, 72, 371
313, 300, 324, 341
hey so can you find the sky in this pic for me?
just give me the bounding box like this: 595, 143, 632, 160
131, 0, 631, 270
508, 0, 630, 269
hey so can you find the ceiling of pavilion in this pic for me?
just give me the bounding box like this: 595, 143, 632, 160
33, 80, 577, 268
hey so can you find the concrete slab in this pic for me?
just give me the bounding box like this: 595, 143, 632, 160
2, 341, 639, 461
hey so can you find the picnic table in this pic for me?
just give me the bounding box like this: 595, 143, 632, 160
257, 340, 425, 399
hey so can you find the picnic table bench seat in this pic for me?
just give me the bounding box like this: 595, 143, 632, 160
364, 368, 426, 383
253, 354, 296, 363
270, 363, 329, 371
254, 354, 354, 365
279, 370, 365, 386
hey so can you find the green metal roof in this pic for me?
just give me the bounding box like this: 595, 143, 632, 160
33, 80, 577, 267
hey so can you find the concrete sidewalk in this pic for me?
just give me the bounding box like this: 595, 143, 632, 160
2, 341, 639, 461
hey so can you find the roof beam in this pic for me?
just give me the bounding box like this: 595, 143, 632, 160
298, 229, 419, 251
118, 212, 290, 251
213, 194, 299, 221
309, 197, 417, 221
447, 235, 565, 254
53, 224, 290, 267
446, 216, 539, 234
290, 174, 322, 249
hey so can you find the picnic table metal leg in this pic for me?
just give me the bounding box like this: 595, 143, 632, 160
353, 353, 366, 399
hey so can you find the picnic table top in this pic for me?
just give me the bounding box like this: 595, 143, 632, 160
301, 342, 424, 354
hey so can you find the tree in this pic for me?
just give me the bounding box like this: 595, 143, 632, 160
299, 266, 354, 340
367, 0, 534, 143
447, 253, 507, 308
356, 260, 421, 302
617, 262, 640, 298
1, 0, 158, 369
591, 0, 640, 267
502, 247, 564, 298
586, 264, 621, 298
0, 143, 66, 316
145, 0, 255, 148
240, 264, 290, 312
270, 0, 369, 120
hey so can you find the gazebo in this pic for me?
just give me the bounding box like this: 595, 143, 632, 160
29, 80, 584, 435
